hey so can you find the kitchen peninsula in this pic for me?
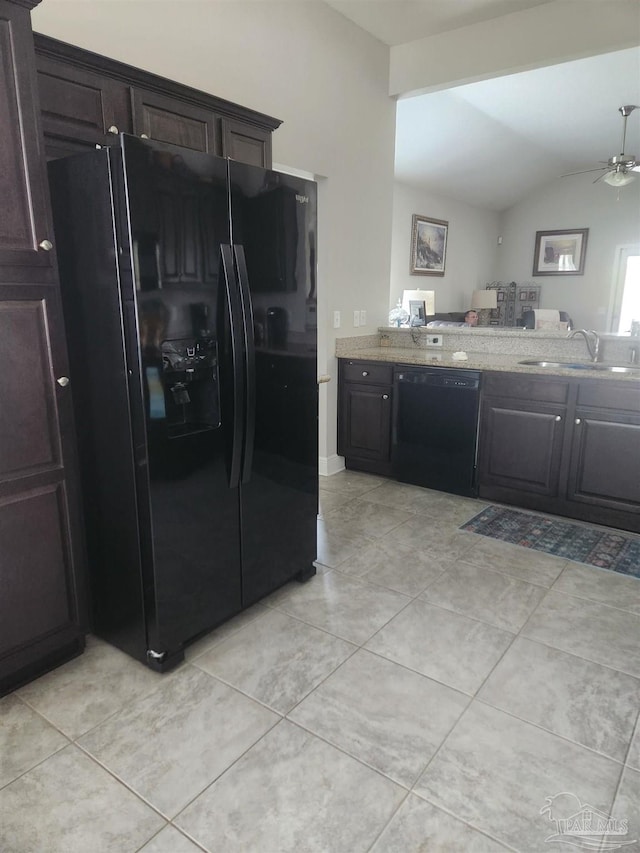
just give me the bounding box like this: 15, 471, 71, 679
337, 326, 640, 534
337, 326, 640, 376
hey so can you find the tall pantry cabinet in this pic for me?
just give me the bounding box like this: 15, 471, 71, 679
0, 0, 85, 695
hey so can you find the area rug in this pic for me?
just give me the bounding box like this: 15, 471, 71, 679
460, 506, 640, 579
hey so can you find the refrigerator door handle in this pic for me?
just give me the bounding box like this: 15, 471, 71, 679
234, 245, 256, 485
219, 244, 245, 489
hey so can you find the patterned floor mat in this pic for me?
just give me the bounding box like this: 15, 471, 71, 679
461, 505, 640, 578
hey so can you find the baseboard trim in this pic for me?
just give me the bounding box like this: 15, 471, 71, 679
319, 455, 345, 477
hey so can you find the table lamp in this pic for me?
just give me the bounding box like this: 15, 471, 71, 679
470, 289, 497, 326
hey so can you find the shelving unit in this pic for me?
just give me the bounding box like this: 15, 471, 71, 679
485, 282, 541, 326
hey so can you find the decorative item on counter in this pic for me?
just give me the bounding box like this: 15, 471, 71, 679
452, 351, 468, 361
409, 300, 426, 326
402, 289, 435, 317
380, 334, 391, 347
389, 298, 409, 327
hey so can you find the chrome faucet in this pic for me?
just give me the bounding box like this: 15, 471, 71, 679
568, 329, 601, 363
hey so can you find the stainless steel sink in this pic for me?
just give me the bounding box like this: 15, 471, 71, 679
519, 360, 640, 374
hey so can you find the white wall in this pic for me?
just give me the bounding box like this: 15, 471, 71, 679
390, 182, 500, 314
31, 0, 397, 468
495, 176, 640, 330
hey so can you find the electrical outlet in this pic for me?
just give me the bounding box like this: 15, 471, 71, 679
333, 310, 341, 329
359, 310, 367, 326
353, 310, 360, 327
426, 334, 443, 347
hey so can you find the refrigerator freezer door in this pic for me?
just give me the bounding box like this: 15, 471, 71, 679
120, 136, 243, 656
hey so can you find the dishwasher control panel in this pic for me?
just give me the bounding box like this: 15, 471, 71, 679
395, 368, 480, 390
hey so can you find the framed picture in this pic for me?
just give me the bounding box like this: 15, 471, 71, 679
519, 291, 528, 301
410, 214, 448, 276
497, 291, 505, 302
528, 290, 538, 301
408, 300, 426, 325
533, 229, 589, 275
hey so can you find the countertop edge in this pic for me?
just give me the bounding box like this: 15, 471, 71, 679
337, 347, 640, 382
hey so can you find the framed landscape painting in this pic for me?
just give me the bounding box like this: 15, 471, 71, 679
533, 229, 588, 275
411, 215, 448, 276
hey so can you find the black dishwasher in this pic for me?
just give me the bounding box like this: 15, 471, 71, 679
392, 367, 481, 497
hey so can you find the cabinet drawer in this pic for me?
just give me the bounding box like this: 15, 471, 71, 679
483, 372, 570, 404
341, 360, 392, 385
577, 380, 640, 413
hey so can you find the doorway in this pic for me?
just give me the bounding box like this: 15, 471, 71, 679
610, 245, 640, 333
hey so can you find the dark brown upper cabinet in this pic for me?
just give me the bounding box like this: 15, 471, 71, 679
35, 53, 130, 156
131, 88, 216, 153
0, 0, 86, 695
221, 116, 272, 168
33, 33, 281, 167
0, 2, 55, 278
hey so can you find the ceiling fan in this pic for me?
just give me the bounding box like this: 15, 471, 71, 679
562, 104, 640, 187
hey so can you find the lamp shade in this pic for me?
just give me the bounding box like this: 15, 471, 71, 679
470, 289, 497, 310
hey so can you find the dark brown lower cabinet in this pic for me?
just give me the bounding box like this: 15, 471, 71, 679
338, 360, 393, 476
566, 382, 640, 524
478, 372, 640, 533
478, 373, 569, 503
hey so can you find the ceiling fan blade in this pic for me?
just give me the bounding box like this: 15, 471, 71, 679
561, 167, 606, 177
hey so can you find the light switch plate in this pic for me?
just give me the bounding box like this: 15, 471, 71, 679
359, 310, 366, 326
333, 310, 341, 329
426, 334, 443, 347
353, 310, 360, 327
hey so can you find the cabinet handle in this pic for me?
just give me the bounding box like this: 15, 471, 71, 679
575, 418, 581, 425
140, 133, 149, 139
38, 239, 53, 251
382, 394, 389, 400
107, 125, 119, 135
362, 370, 369, 376
555, 416, 562, 422
56, 376, 70, 387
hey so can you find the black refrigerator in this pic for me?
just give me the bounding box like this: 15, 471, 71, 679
48, 135, 318, 671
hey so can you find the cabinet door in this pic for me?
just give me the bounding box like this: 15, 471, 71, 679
0, 0, 85, 694
132, 87, 216, 153
35, 54, 130, 158
339, 382, 393, 472
0, 2, 53, 278
478, 398, 566, 497
221, 116, 272, 168
567, 411, 640, 513
0, 293, 85, 688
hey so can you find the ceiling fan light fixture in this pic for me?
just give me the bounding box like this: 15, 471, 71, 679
603, 169, 636, 187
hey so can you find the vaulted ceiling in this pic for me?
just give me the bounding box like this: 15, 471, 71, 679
323, 0, 640, 210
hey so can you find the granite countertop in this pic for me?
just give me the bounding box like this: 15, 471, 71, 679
337, 346, 640, 381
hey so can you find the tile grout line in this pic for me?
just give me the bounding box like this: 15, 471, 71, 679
408, 792, 521, 853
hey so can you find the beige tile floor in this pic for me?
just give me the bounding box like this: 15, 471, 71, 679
2, 469, 640, 852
